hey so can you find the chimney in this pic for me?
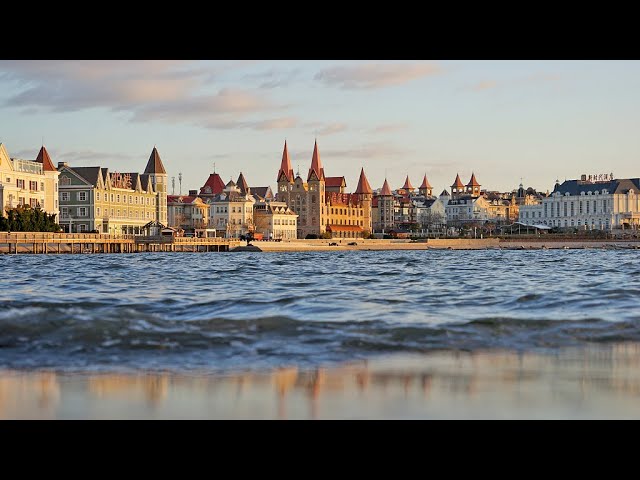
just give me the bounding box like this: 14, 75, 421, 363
189, 189, 197, 196
58, 161, 68, 169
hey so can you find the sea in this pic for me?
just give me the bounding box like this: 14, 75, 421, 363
1, 249, 640, 418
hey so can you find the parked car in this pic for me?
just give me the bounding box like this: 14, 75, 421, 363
347, 242, 358, 246
329, 242, 338, 246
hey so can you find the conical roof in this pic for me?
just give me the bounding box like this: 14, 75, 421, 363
451, 174, 464, 188
380, 179, 393, 196
467, 172, 480, 187
307, 140, 325, 181
236, 172, 250, 195
419, 174, 432, 189
200, 173, 226, 195
354, 168, 373, 195
35, 146, 56, 172
144, 147, 167, 174
440, 189, 450, 196
277, 140, 294, 182
402, 175, 414, 190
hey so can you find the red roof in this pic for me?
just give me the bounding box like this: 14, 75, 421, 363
467, 172, 481, 187
307, 140, 325, 181
168, 195, 198, 204
277, 140, 294, 182
200, 173, 226, 195
354, 168, 373, 195
35, 146, 57, 172
327, 225, 363, 232
420, 174, 432, 189
372, 197, 379, 207
402, 175, 414, 190
379, 179, 393, 196
452, 174, 464, 188
325, 176, 346, 188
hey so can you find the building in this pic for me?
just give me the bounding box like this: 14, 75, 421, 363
57, 148, 168, 234
0, 144, 60, 218
167, 194, 209, 231
519, 175, 640, 230
253, 201, 298, 240
205, 173, 256, 238
276, 141, 373, 238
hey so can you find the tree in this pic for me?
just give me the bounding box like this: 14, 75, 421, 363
1, 205, 61, 232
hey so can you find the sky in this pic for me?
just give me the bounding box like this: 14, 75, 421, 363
0, 60, 638, 195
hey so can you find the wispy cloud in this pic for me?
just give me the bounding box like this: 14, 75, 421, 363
243, 67, 304, 89
315, 62, 441, 89
0, 60, 287, 130
471, 80, 498, 91
200, 116, 297, 131
369, 123, 408, 134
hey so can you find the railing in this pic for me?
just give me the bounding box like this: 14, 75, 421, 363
0, 232, 137, 241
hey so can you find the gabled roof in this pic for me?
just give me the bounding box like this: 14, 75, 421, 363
326, 176, 346, 188
552, 178, 640, 196
451, 174, 464, 188
200, 173, 226, 195
467, 172, 480, 187
144, 147, 167, 175
168, 195, 200, 204
35, 146, 57, 172
440, 189, 450, 196
307, 140, 325, 181
380, 179, 393, 196
251, 186, 273, 200
68, 166, 102, 186
140, 174, 154, 193
402, 175, 414, 190
236, 172, 250, 195
226, 179, 237, 188
354, 168, 373, 195
419, 174, 432, 189
277, 140, 294, 182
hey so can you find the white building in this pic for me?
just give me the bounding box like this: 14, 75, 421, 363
207, 174, 255, 238
253, 201, 298, 240
519, 176, 640, 230
0, 144, 60, 218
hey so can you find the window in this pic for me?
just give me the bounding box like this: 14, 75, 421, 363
78, 224, 87, 232
61, 207, 68, 217
147, 198, 150, 205
5, 177, 10, 183
110, 209, 114, 216
78, 192, 87, 201
61, 192, 70, 201
117, 209, 120, 217
117, 194, 120, 203
135, 196, 138, 204
16, 179, 25, 189
18, 197, 26, 206
96, 192, 100, 201
111, 194, 114, 202
30, 198, 38, 207
60, 177, 71, 186
97, 207, 101, 216
78, 207, 87, 217
129, 196, 132, 204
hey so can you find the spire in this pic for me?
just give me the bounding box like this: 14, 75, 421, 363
380, 178, 392, 196
35, 145, 56, 171
451, 173, 464, 188
402, 175, 414, 190
307, 140, 325, 181
419, 174, 432, 189
144, 146, 167, 174
467, 172, 480, 187
277, 140, 294, 182
354, 168, 373, 195
236, 172, 250, 195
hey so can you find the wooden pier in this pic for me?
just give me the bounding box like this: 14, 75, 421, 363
0, 232, 239, 255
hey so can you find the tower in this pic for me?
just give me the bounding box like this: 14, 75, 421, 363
35, 145, 60, 217
144, 146, 168, 226
306, 140, 326, 236
419, 174, 433, 197
466, 172, 481, 197
277, 140, 294, 205
354, 168, 373, 235
378, 178, 394, 231
451, 174, 465, 199
402, 175, 414, 194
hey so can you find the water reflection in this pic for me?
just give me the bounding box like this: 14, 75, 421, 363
4, 344, 640, 419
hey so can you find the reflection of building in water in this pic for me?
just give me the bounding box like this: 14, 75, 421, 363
0, 372, 60, 419
272, 367, 299, 420
88, 374, 169, 406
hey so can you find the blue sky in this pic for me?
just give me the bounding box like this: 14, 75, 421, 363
0, 60, 638, 195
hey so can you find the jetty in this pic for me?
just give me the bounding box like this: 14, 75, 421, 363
0, 232, 239, 254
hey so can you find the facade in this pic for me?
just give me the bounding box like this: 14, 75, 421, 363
519, 175, 640, 230
253, 201, 298, 240
57, 148, 168, 234
276, 141, 373, 238
205, 174, 255, 238
167, 195, 209, 231
0, 144, 60, 218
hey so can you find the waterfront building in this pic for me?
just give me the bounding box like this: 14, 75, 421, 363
167, 194, 209, 231
57, 147, 168, 234
253, 201, 298, 240
0, 144, 60, 218
276, 141, 373, 238
205, 173, 255, 238
518, 175, 640, 230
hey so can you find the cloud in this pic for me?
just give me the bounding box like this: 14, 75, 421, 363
0, 60, 286, 130
200, 116, 297, 131
291, 141, 412, 161
317, 123, 348, 136
369, 123, 408, 134
471, 80, 497, 91
243, 67, 304, 89
315, 62, 441, 89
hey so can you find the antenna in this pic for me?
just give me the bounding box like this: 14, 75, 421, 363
172, 176, 175, 195
213, 162, 216, 174
178, 172, 183, 195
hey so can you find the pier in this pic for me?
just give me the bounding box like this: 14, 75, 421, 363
0, 232, 238, 254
